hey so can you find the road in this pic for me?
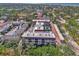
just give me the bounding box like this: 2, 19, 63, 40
59, 16, 79, 55
52, 10, 79, 55
65, 32, 79, 55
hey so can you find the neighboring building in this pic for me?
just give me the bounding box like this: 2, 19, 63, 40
0, 20, 29, 40
0, 20, 8, 27
0, 23, 12, 34
4, 20, 28, 40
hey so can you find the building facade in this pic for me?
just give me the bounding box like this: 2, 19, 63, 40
22, 10, 56, 46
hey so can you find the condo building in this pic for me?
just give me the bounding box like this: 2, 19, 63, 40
22, 10, 56, 46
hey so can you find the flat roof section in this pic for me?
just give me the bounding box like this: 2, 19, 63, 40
22, 31, 55, 38
32, 19, 50, 22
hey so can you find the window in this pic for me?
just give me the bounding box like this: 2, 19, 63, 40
33, 33, 35, 36
39, 34, 42, 36
29, 39, 32, 42
26, 39, 29, 43
44, 39, 47, 45
50, 39, 55, 43
31, 39, 35, 44
27, 33, 30, 36
38, 39, 42, 45
46, 39, 50, 42
35, 39, 38, 44
45, 34, 47, 36
48, 34, 50, 36
42, 39, 44, 45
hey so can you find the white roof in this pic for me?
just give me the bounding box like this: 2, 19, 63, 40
22, 31, 55, 38
22, 18, 55, 38
33, 19, 50, 22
